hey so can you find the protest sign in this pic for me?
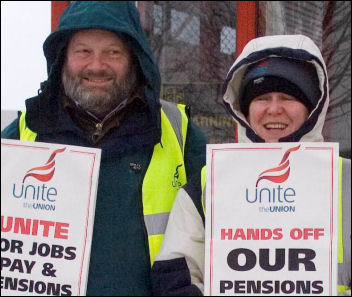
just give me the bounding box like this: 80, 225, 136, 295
204, 142, 339, 296
1, 139, 101, 296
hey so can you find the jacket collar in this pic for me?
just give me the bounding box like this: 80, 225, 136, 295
62, 86, 146, 145
25, 86, 161, 155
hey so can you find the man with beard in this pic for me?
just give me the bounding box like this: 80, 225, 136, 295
1, 2, 207, 296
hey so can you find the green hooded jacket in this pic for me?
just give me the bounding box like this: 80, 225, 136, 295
1, 2, 207, 295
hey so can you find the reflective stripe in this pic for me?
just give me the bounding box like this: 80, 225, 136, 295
20, 102, 189, 267
201, 166, 206, 214
143, 102, 188, 265
337, 285, 350, 295
178, 104, 188, 154
144, 212, 170, 236
19, 111, 37, 141
160, 100, 188, 154
338, 158, 351, 289
338, 157, 343, 263
148, 234, 164, 266
160, 100, 184, 151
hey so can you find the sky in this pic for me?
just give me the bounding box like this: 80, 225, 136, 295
1, 1, 51, 111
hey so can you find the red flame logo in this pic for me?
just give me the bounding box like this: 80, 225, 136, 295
22, 148, 66, 183
256, 145, 300, 187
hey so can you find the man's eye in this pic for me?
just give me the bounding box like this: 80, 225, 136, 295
108, 50, 122, 56
75, 49, 90, 54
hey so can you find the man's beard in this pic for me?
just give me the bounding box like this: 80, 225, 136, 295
62, 64, 137, 119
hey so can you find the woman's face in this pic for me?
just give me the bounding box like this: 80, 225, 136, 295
247, 92, 309, 142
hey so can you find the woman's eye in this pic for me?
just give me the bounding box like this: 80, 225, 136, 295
282, 96, 297, 101
254, 96, 269, 102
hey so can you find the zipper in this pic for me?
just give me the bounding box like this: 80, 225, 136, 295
96, 123, 103, 132
137, 149, 155, 263
91, 122, 104, 144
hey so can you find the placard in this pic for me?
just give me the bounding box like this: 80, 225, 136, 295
1, 139, 101, 296
204, 142, 339, 296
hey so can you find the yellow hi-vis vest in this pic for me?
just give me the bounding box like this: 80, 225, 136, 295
201, 159, 350, 294
19, 99, 188, 265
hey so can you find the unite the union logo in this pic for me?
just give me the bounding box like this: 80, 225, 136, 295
22, 147, 66, 183
12, 147, 66, 211
246, 145, 301, 213
256, 145, 301, 187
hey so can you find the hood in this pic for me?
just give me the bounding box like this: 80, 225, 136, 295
223, 35, 329, 143
36, 1, 161, 127
25, 1, 162, 152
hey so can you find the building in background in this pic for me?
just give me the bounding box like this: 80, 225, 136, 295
138, 1, 238, 144
2, 1, 350, 158
257, 1, 351, 157
137, 1, 351, 157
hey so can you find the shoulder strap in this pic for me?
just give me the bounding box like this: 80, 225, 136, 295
143, 101, 189, 265
19, 111, 37, 141
201, 165, 207, 215
337, 157, 351, 293
160, 99, 188, 154
19, 102, 189, 146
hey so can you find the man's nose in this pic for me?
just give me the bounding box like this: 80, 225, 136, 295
86, 54, 107, 72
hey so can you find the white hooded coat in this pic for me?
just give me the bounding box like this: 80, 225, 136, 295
151, 35, 351, 296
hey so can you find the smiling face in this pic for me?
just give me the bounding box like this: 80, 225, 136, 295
246, 92, 309, 142
62, 29, 137, 118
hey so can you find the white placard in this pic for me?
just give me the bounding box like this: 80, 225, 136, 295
1, 139, 101, 296
205, 142, 339, 296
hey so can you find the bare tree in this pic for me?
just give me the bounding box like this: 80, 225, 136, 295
322, 1, 351, 120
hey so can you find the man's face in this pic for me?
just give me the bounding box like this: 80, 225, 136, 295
246, 92, 309, 142
62, 29, 137, 118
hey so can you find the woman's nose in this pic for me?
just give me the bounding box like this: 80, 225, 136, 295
267, 96, 284, 114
